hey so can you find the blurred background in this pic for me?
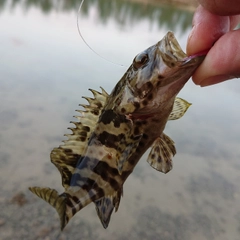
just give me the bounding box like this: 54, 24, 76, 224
1, 0, 240, 239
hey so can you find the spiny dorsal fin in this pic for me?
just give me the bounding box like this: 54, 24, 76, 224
51, 88, 109, 189
94, 188, 123, 229
29, 187, 67, 230
168, 97, 191, 120
147, 133, 176, 174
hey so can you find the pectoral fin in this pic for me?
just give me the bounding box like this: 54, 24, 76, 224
168, 97, 191, 120
94, 188, 122, 229
116, 134, 142, 175
147, 133, 176, 174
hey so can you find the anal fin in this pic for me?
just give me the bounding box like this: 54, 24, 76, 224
147, 133, 176, 174
94, 188, 123, 228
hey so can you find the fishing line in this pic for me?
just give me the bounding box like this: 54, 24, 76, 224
77, 0, 125, 67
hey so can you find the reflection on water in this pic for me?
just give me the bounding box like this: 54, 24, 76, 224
1, 0, 193, 31
1, 0, 240, 240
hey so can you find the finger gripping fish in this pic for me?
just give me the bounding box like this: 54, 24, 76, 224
29, 32, 204, 230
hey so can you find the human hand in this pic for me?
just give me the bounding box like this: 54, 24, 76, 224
187, 0, 240, 86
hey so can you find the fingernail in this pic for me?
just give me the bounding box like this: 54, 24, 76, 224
200, 75, 235, 87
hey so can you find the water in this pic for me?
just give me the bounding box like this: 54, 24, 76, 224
1, 0, 240, 239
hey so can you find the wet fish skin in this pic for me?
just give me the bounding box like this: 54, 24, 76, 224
29, 32, 204, 230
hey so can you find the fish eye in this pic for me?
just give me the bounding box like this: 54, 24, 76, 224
133, 52, 149, 70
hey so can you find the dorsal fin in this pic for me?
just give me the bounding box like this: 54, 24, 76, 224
168, 97, 191, 120
51, 88, 109, 189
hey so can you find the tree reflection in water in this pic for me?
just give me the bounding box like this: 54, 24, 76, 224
1, 0, 194, 32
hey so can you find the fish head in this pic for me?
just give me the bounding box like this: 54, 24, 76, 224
111, 31, 205, 117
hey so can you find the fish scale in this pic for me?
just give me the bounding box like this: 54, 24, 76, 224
29, 32, 205, 230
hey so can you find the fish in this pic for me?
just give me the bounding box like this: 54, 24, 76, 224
29, 31, 204, 230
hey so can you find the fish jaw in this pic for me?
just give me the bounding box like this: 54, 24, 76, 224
135, 31, 205, 111
149, 53, 205, 115
111, 31, 205, 117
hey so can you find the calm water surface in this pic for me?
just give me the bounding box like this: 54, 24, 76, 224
1, 0, 240, 239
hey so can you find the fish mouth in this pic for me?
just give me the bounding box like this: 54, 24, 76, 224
181, 53, 206, 67
160, 31, 206, 67
159, 31, 187, 64
181, 49, 208, 67
155, 32, 205, 89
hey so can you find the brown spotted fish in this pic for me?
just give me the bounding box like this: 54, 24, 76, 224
29, 32, 204, 230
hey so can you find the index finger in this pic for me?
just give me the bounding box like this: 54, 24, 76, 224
187, 6, 231, 56
198, 0, 240, 15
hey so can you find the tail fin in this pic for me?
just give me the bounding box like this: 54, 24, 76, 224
29, 187, 67, 230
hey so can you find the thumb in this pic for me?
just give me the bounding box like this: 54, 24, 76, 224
192, 30, 240, 86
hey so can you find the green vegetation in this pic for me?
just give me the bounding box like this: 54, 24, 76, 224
1, 0, 193, 32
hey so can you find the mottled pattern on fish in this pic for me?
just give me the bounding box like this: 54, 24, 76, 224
29, 32, 204, 230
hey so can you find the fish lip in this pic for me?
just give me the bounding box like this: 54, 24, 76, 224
161, 31, 187, 61
181, 52, 206, 67
181, 50, 208, 66
162, 32, 207, 66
